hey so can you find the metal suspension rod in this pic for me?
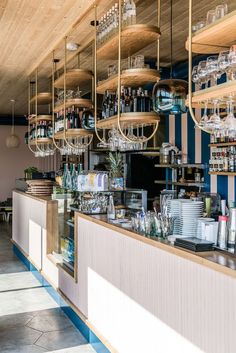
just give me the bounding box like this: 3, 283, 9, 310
116, 0, 160, 143
188, 0, 210, 133
28, 77, 36, 154
93, 4, 105, 144
157, 0, 161, 71
52, 50, 64, 152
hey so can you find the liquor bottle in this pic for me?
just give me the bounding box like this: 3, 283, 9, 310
24, 132, 29, 145
120, 86, 125, 113
76, 108, 82, 128
62, 164, 69, 189
132, 89, 137, 112
107, 195, 116, 220
71, 164, 78, 191
126, 0, 136, 26
144, 90, 151, 112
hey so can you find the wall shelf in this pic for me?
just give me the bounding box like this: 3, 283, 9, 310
209, 142, 236, 147
185, 10, 236, 54
54, 69, 93, 89
209, 172, 236, 176
187, 80, 236, 106
96, 112, 159, 130
154, 163, 206, 169
54, 128, 93, 140
29, 138, 52, 145
97, 68, 160, 94
97, 24, 160, 60
154, 180, 205, 187
29, 115, 52, 124
54, 98, 93, 113
30, 92, 53, 105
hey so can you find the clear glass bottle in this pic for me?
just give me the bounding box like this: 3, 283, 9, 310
122, 0, 127, 26
62, 164, 69, 189
107, 195, 116, 220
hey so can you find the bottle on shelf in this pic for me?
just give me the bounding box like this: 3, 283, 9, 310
107, 195, 116, 220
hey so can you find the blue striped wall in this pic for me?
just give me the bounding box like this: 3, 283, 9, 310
165, 110, 236, 203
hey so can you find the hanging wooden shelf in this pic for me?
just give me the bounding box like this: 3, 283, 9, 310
54, 98, 93, 113
29, 138, 53, 145
30, 92, 53, 105
29, 115, 52, 124
187, 81, 236, 107
97, 68, 160, 94
54, 128, 93, 140
96, 112, 160, 130
97, 24, 160, 60
54, 69, 93, 89
209, 171, 236, 176
186, 10, 236, 54
209, 142, 236, 147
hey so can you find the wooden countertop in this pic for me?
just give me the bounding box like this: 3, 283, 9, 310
77, 213, 236, 280
13, 189, 56, 204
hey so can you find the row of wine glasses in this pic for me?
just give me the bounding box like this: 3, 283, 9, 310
97, 125, 149, 151
192, 46, 236, 88
56, 138, 90, 155
197, 98, 236, 135
33, 144, 55, 157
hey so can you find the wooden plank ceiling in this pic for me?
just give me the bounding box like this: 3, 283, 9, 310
0, 0, 235, 117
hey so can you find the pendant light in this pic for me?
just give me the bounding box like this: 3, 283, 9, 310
6, 100, 20, 148
152, 0, 188, 115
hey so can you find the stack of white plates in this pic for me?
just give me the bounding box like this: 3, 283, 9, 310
180, 201, 204, 237
168, 199, 192, 235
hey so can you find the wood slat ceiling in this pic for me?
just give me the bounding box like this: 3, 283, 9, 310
0, 0, 235, 116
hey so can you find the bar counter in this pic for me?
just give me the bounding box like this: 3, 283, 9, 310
79, 213, 236, 279
13, 190, 236, 353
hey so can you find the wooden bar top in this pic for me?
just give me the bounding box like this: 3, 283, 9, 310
13, 189, 56, 204
77, 213, 236, 280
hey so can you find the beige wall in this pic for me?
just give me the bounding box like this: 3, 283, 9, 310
0, 126, 39, 201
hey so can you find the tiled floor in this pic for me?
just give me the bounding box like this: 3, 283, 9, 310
0, 222, 96, 353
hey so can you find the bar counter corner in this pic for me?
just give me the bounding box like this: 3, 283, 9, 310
12, 190, 236, 353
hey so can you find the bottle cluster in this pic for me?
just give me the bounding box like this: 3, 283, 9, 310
29, 120, 53, 141
55, 108, 81, 133
62, 163, 83, 191
210, 130, 236, 144
55, 108, 95, 133
209, 146, 236, 173
97, 0, 136, 45
101, 86, 152, 119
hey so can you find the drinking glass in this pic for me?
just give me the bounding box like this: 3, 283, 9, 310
135, 55, 145, 68
192, 65, 200, 84
206, 9, 217, 25
218, 50, 230, 80
197, 61, 209, 88
216, 4, 228, 19
198, 101, 209, 128
228, 45, 236, 80
223, 99, 236, 133
206, 56, 221, 85
108, 64, 117, 77
206, 100, 222, 129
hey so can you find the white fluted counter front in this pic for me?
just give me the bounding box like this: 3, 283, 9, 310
58, 213, 236, 353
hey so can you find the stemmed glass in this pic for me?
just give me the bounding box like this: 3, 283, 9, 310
206, 56, 221, 85
223, 98, 236, 140
197, 61, 209, 88
206, 99, 222, 130
97, 129, 108, 148
218, 50, 231, 81
197, 101, 209, 128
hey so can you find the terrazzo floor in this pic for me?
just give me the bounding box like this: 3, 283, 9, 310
0, 221, 96, 353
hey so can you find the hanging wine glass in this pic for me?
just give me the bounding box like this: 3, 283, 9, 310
206, 99, 222, 130
197, 101, 209, 128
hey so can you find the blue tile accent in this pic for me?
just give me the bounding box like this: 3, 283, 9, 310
187, 111, 195, 163
165, 115, 169, 142
175, 113, 182, 150
217, 175, 228, 201
14, 245, 111, 353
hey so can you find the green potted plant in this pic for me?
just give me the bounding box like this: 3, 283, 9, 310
106, 152, 124, 190
24, 166, 38, 180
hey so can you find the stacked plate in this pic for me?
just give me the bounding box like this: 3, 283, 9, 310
180, 201, 204, 237
168, 199, 192, 235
